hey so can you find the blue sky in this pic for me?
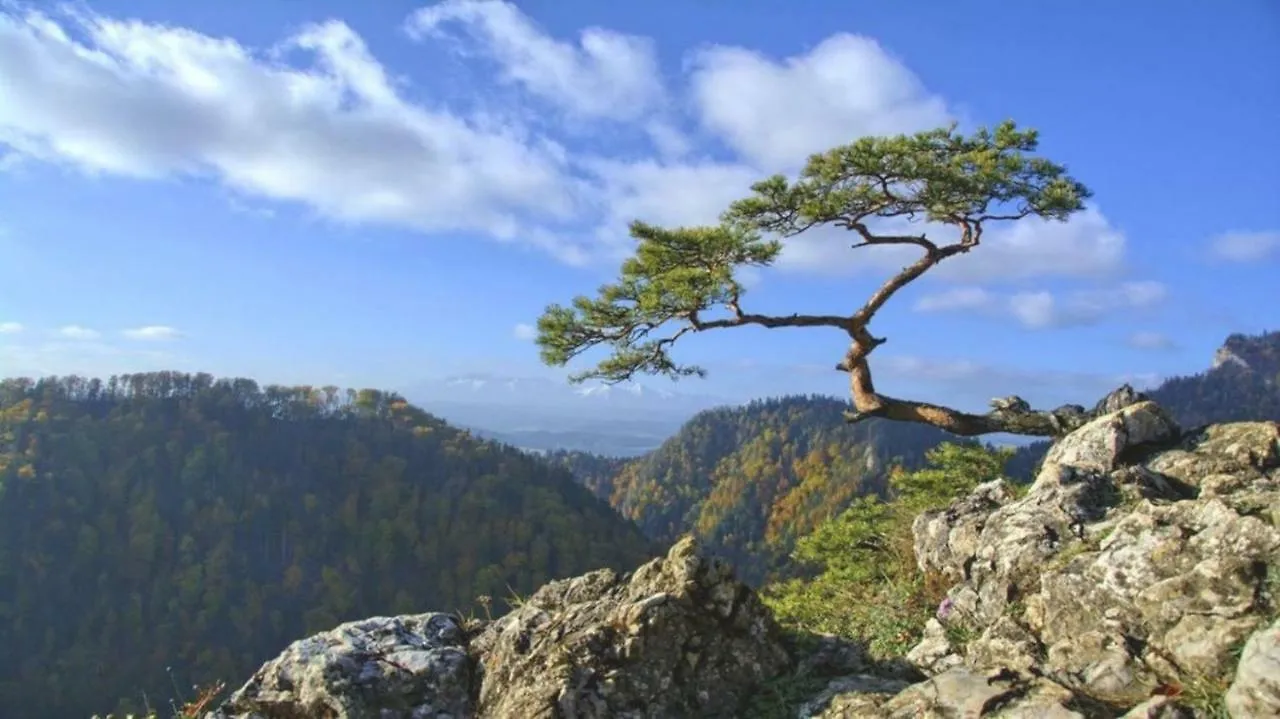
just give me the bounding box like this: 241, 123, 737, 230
0, 0, 1277, 412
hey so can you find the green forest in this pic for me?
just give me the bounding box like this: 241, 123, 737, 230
549, 331, 1280, 586
0, 373, 654, 719
547, 396, 962, 585
1, 333, 1275, 718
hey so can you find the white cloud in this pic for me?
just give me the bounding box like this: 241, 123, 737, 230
776, 207, 1127, 282
873, 354, 1164, 408
1208, 230, 1280, 262
56, 324, 101, 340
730, 354, 1163, 414
941, 209, 1128, 282
0, 340, 183, 378
1067, 281, 1167, 316
122, 325, 181, 341
227, 196, 276, 219
914, 280, 1168, 329
407, 0, 665, 123
0, 321, 22, 334
1007, 291, 1059, 329
584, 158, 759, 250
912, 287, 995, 313
689, 34, 951, 172
512, 322, 536, 340
0, 3, 1144, 287
1126, 331, 1177, 351
0, 8, 578, 244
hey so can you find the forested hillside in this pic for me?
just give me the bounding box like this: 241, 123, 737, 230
552, 396, 960, 585
0, 372, 655, 719
548, 332, 1280, 586
1006, 330, 1280, 480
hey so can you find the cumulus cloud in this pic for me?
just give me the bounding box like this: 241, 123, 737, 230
1208, 230, 1280, 262
56, 324, 101, 340
122, 325, 181, 341
0, 3, 1142, 284
582, 158, 759, 255
914, 280, 1168, 329
407, 0, 665, 122
868, 354, 1162, 418
912, 287, 995, 313
776, 208, 1127, 282
0, 321, 22, 334
1126, 331, 1178, 351
723, 354, 1162, 414
512, 322, 536, 340
0, 7, 579, 245
0, 340, 183, 378
689, 34, 951, 172
875, 354, 1162, 397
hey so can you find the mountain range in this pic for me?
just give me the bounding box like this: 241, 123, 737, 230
548, 330, 1280, 583
1, 330, 1276, 718
404, 373, 733, 456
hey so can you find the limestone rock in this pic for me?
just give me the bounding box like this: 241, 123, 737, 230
912, 479, 1014, 586
1119, 695, 1197, 718
470, 535, 791, 718
903, 619, 960, 675
1225, 618, 1280, 718
810, 667, 1097, 719
209, 612, 475, 719
903, 397, 1280, 715
798, 674, 911, 718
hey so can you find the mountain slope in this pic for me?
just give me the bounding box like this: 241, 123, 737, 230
0, 372, 655, 719
552, 395, 960, 585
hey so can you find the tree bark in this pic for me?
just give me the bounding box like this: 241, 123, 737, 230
841, 338, 1144, 438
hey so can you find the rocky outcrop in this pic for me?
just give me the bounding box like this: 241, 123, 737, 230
209, 612, 476, 718
469, 535, 790, 717
207, 389, 1279, 718
208, 536, 791, 719
824, 393, 1279, 718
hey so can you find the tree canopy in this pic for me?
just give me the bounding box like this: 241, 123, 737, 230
537, 121, 1101, 437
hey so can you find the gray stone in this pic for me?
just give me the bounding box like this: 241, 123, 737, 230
1225, 618, 1280, 718
470, 536, 792, 718
209, 612, 475, 719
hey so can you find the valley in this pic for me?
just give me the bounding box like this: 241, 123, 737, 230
2, 332, 1275, 717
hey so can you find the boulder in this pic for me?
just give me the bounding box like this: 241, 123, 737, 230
207, 537, 791, 719
1225, 618, 1280, 718
470, 535, 791, 717
209, 612, 475, 719
806, 667, 1103, 718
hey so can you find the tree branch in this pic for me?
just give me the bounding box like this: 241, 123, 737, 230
840, 220, 937, 252
689, 311, 851, 333
840, 384, 1146, 438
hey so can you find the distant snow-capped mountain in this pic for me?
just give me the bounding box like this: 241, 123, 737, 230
571, 382, 678, 400
413, 373, 717, 409
401, 373, 731, 440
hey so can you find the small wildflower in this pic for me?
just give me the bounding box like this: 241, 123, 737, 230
936, 597, 954, 620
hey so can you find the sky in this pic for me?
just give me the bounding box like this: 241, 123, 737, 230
0, 0, 1278, 413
